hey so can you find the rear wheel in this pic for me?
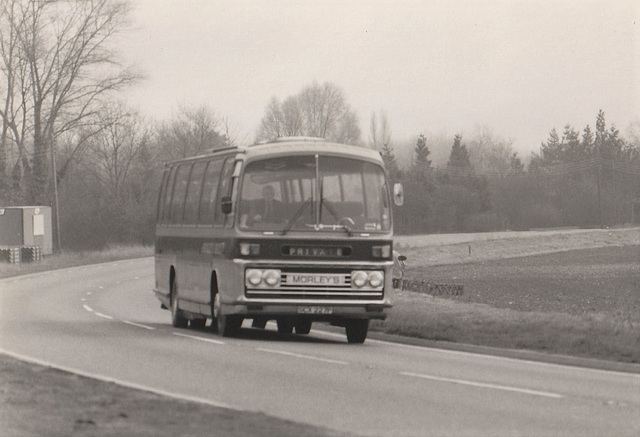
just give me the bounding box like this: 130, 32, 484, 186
213, 292, 242, 337
345, 319, 369, 344
189, 318, 206, 330
251, 318, 267, 329
170, 280, 188, 328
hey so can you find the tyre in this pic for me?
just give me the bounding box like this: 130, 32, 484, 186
294, 320, 312, 335
170, 280, 188, 328
251, 318, 267, 329
277, 319, 294, 334
345, 319, 369, 344
189, 318, 206, 330
213, 292, 242, 337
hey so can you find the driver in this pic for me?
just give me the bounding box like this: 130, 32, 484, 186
252, 185, 282, 223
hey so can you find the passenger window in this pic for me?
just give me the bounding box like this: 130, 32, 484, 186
169, 164, 191, 224
215, 159, 235, 227
198, 159, 223, 225
161, 167, 177, 223
157, 170, 169, 222
183, 161, 207, 225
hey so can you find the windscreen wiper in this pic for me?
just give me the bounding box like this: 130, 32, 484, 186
281, 198, 313, 235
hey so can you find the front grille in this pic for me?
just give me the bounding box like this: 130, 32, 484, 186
245, 268, 384, 301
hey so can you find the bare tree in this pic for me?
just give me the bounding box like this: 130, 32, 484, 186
220, 115, 247, 148
281, 95, 305, 137
84, 102, 148, 199
467, 125, 517, 177
0, 0, 30, 196
257, 96, 283, 140
155, 105, 228, 162
0, 0, 139, 203
369, 110, 392, 151
299, 82, 345, 138
257, 81, 361, 145
369, 111, 378, 149
332, 107, 361, 146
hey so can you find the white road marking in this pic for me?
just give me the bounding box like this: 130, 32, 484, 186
82, 304, 93, 312
401, 371, 564, 399
256, 348, 349, 366
173, 332, 225, 345
122, 320, 155, 330
94, 312, 113, 320
81, 298, 86, 302
0, 347, 239, 411
366, 337, 640, 379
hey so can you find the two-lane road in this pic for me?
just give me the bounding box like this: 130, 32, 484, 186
1, 258, 639, 436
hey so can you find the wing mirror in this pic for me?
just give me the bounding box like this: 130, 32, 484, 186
221, 196, 232, 214
393, 183, 404, 206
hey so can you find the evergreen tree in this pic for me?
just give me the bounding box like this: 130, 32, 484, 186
605, 125, 625, 160
381, 143, 401, 180
540, 128, 562, 164
447, 134, 471, 168
581, 125, 594, 157
562, 124, 581, 163
414, 134, 431, 168
595, 109, 607, 157
509, 152, 525, 173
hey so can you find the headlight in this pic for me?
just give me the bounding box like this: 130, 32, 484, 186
246, 269, 263, 286
263, 269, 281, 286
368, 271, 384, 288
351, 271, 369, 288
351, 270, 384, 289
245, 269, 281, 288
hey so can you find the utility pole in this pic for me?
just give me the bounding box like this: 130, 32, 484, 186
51, 139, 62, 252
596, 157, 603, 229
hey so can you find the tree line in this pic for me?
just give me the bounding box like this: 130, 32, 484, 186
386, 110, 640, 234
1, 0, 639, 251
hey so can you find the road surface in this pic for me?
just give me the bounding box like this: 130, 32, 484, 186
1, 257, 639, 436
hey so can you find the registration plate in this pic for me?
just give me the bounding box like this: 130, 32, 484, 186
298, 306, 333, 315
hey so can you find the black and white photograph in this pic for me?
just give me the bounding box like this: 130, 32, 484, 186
1, 0, 639, 435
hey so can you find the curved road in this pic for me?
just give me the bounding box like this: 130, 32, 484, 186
1, 258, 639, 436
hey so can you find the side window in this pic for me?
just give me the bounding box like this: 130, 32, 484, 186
156, 170, 169, 222
215, 159, 235, 226
183, 161, 207, 225
198, 159, 223, 225
161, 166, 177, 223
169, 164, 192, 224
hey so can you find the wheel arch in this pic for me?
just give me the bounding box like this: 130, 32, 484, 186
169, 266, 176, 303
210, 270, 219, 317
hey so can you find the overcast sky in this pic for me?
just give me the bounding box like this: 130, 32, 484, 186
120, 0, 639, 154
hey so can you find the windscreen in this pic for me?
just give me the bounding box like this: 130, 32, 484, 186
238, 155, 390, 233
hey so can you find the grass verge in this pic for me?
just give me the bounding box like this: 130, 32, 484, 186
0, 245, 153, 279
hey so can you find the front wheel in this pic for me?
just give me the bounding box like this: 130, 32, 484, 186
345, 319, 369, 344
277, 319, 294, 334
170, 280, 188, 328
294, 320, 312, 335
213, 292, 242, 337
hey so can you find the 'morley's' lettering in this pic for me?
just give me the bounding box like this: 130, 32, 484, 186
290, 275, 340, 284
